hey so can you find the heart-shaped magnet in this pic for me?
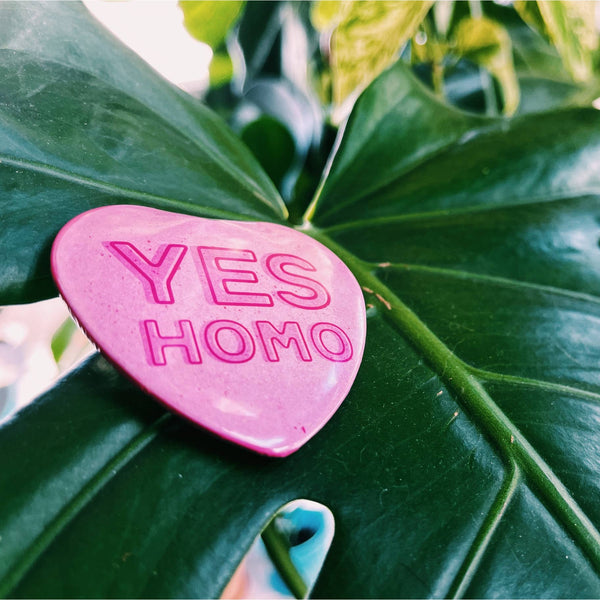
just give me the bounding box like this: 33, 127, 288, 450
51, 205, 366, 456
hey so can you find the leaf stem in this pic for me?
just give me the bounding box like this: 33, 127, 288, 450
261, 517, 308, 599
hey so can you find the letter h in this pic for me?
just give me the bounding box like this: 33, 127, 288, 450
142, 320, 202, 365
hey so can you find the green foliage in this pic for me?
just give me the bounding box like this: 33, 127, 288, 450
4, 1, 600, 598
241, 116, 296, 190
0, 2, 284, 305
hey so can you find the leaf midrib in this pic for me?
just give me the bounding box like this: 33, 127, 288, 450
381, 261, 600, 310
303, 222, 600, 590
0, 155, 259, 221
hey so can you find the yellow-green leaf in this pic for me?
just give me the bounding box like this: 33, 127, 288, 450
515, 0, 598, 82
50, 317, 77, 364
179, 0, 245, 48
310, 0, 349, 31
315, 0, 433, 109
455, 16, 519, 115
209, 49, 234, 88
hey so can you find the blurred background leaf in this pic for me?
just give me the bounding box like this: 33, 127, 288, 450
50, 318, 77, 365
240, 115, 295, 192
455, 16, 519, 115
515, 0, 599, 82
179, 0, 245, 48
181, 0, 600, 220
311, 0, 434, 113
180, 0, 245, 89
208, 50, 234, 88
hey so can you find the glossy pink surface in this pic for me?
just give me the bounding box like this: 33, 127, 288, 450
51, 205, 366, 456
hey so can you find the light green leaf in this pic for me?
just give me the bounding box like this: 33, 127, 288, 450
208, 49, 234, 87
179, 0, 245, 49
312, 0, 433, 109
310, 0, 347, 31
455, 16, 520, 115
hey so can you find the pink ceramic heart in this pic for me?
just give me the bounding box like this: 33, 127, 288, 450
51, 205, 366, 456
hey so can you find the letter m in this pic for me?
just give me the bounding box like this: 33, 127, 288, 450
256, 321, 312, 362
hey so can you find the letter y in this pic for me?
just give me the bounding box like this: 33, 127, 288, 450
108, 242, 187, 304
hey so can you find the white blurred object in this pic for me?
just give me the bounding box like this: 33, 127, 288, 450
0, 298, 94, 422
83, 0, 212, 90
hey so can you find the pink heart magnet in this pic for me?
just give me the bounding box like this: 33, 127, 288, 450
51, 205, 366, 457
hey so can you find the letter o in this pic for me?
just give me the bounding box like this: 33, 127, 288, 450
310, 322, 353, 362
204, 320, 255, 363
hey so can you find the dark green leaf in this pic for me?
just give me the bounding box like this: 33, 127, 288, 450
241, 116, 295, 190
0, 1, 285, 305
237, 1, 284, 82
238, 79, 321, 203
3, 5, 600, 599
306, 62, 600, 595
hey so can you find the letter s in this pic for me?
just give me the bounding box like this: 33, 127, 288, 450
265, 254, 330, 310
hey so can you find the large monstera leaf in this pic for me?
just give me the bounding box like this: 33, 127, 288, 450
3, 2, 600, 598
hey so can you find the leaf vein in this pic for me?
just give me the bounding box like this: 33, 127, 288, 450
0, 413, 173, 596
320, 188, 600, 234
379, 262, 600, 307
